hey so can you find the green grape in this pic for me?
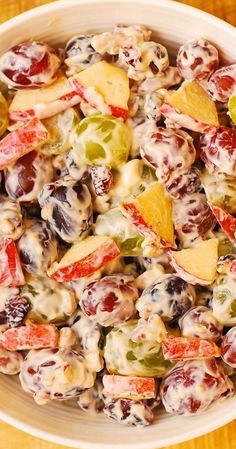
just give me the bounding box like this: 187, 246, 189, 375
214, 230, 235, 257
104, 321, 173, 377
228, 93, 236, 124
42, 108, 80, 155
212, 274, 236, 325
95, 208, 144, 256
202, 169, 236, 214
70, 114, 131, 168
0, 92, 8, 137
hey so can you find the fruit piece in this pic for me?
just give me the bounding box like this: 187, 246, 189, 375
104, 399, 154, 427
140, 126, 196, 183
173, 193, 216, 248
103, 375, 156, 400
104, 320, 172, 378
79, 275, 138, 327
228, 92, 236, 124
0, 347, 23, 375
0, 323, 59, 351
0, 41, 60, 89
200, 127, 236, 176
165, 167, 201, 200
47, 236, 120, 282
160, 103, 215, 133
211, 205, 236, 242
221, 326, 236, 368
18, 219, 58, 275
212, 273, 236, 326
90, 166, 113, 196
136, 274, 196, 323
39, 179, 93, 244
179, 306, 223, 341
9, 75, 81, 122
201, 169, 236, 214
217, 255, 236, 277
5, 294, 30, 328
160, 359, 234, 416
162, 335, 220, 361
70, 114, 131, 169
42, 108, 80, 155
177, 38, 219, 81
70, 61, 129, 118
208, 64, 236, 102
0, 118, 48, 170
0, 238, 24, 287
169, 239, 219, 285
64, 34, 102, 74
0, 195, 23, 241
121, 182, 175, 248
5, 150, 53, 203
167, 80, 219, 126
0, 92, 8, 137
131, 314, 167, 343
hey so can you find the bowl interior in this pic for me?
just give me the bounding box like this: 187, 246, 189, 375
0, 1, 236, 448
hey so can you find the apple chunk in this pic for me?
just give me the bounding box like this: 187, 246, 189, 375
0, 238, 24, 287
211, 205, 236, 242
160, 80, 219, 132
103, 375, 156, 400
9, 75, 81, 122
0, 323, 59, 351
162, 336, 220, 361
169, 238, 218, 285
70, 61, 129, 118
121, 182, 175, 248
0, 117, 48, 169
47, 236, 120, 282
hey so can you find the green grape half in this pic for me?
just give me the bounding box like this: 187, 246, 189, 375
0, 92, 8, 137
42, 108, 80, 155
95, 208, 144, 256
104, 321, 173, 377
214, 230, 235, 257
228, 92, 236, 124
201, 169, 236, 214
70, 114, 131, 168
212, 274, 236, 325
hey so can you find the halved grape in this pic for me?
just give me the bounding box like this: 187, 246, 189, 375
228, 92, 236, 125
202, 169, 236, 214
70, 115, 131, 168
95, 208, 144, 256
0, 92, 8, 137
42, 108, 80, 155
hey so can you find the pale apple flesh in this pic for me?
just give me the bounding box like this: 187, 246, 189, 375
160, 103, 217, 133
47, 236, 120, 282
121, 182, 175, 248
0, 117, 48, 169
169, 238, 219, 285
103, 374, 156, 400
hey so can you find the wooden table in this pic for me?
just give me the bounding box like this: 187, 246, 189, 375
0, 0, 236, 448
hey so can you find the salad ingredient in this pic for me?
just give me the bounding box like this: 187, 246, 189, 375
179, 306, 223, 340
0, 323, 59, 351
103, 374, 156, 400
177, 38, 219, 81
0, 238, 25, 287
162, 335, 220, 361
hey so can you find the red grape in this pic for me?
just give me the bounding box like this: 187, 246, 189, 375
208, 64, 236, 102
179, 306, 223, 340
221, 327, 236, 368
200, 126, 236, 176
177, 38, 219, 81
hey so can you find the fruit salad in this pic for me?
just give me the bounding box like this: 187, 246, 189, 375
0, 24, 236, 428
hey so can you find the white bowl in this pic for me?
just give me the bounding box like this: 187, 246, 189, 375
0, 0, 236, 447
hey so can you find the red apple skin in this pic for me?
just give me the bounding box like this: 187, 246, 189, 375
0, 118, 48, 169
211, 205, 236, 241
103, 375, 156, 400
70, 78, 129, 119
0, 238, 25, 287
9, 90, 81, 123
0, 323, 59, 351
162, 335, 220, 361
160, 103, 217, 133
49, 239, 120, 282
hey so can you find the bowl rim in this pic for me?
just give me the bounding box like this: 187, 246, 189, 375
0, 0, 236, 447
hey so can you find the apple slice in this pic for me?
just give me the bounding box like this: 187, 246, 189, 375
9, 75, 81, 122
0, 117, 48, 169
211, 205, 236, 242
0, 238, 24, 287
162, 336, 220, 361
169, 238, 218, 285
47, 236, 120, 282
160, 80, 219, 132
0, 323, 59, 351
70, 61, 129, 119
121, 182, 175, 248
103, 375, 156, 400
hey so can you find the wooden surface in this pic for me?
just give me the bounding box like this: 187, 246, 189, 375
0, 0, 236, 448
